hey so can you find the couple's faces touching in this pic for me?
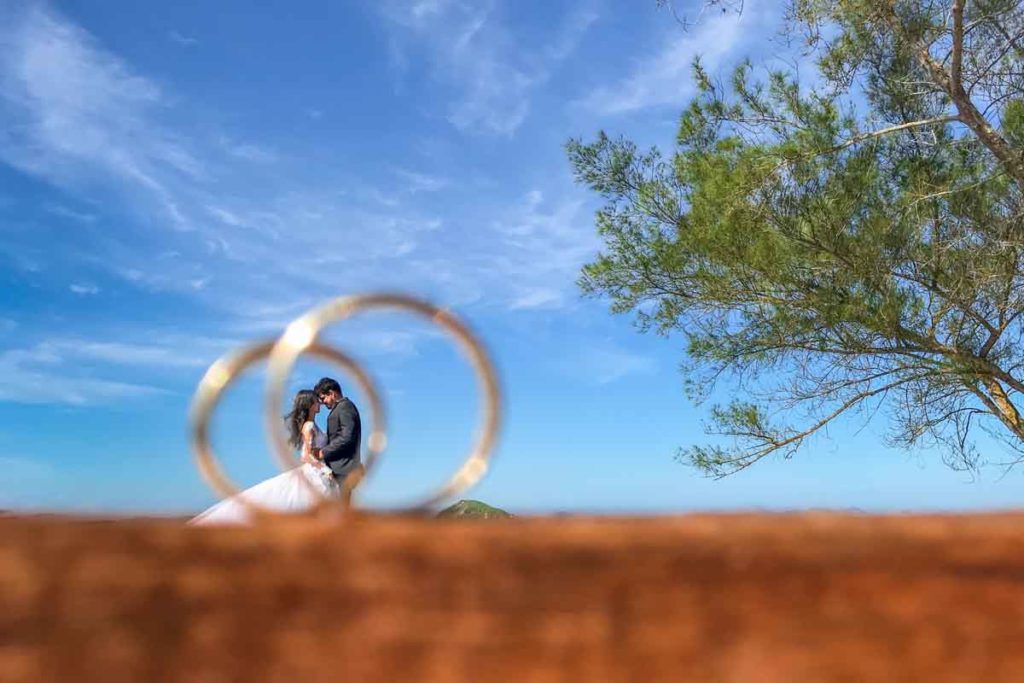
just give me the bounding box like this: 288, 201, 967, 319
318, 389, 341, 410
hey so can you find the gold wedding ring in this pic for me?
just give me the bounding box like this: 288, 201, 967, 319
189, 292, 502, 520
265, 293, 502, 511
189, 339, 386, 518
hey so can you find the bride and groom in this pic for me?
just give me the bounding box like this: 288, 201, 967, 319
191, 377, 362, 525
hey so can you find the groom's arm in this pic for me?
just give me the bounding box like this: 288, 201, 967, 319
321, 402, 358, 462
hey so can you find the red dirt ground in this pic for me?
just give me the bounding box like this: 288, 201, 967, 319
3, 512, 1024, 681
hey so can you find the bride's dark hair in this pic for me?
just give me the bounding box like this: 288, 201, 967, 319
284, 389, 317, 449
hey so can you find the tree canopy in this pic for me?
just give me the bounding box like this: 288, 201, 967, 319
568, 0, 1024, 476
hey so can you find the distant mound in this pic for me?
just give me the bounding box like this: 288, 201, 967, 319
436, 500, 511, 519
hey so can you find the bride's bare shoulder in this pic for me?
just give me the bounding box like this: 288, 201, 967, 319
301, 421, 316, 436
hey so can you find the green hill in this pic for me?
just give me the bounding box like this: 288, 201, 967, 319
436, 500, 511, 519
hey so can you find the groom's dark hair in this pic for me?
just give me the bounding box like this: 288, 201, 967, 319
314, 377, 342, 397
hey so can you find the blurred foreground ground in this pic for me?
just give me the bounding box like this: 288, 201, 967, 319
3, 512, 1024, 681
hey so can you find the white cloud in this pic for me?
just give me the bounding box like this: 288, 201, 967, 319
0, 4, 199, 227
0, 333, 239, 405
168, 30, 198, 47
101, 258, 210, 295
44, 203, 97, 222
121, 268, 145, 282
410, 0, 447, 20
69, 282, 99, 295
578, 8, 747, 115
380, 1, 597, 135
394, 168, 449, 193
325, 327, 438, 359
219, 137, 278, 163
487, 188, 600, 310
0, 344, 168, 405
186, 190, 442, 281
0, 3, 603, 335
547, 8, 600, 62
207, 205, 245, 226
59, 339, 221, 367
14, 336, 232, 368
226, 306, 441, 364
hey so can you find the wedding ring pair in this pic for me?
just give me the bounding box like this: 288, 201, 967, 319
189, 293, 502, 519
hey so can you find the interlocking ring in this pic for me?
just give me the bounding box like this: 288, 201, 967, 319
265, 293, 502, 511
189, 339, 387, 518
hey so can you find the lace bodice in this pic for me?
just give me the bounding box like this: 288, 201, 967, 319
301, 421, 328, 463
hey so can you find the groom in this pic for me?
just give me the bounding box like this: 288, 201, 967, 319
313, 377, 362, 484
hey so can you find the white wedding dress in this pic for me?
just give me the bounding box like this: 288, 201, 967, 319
190, 423, 340, 525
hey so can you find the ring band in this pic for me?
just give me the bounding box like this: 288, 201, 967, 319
190, 339, 386, 517
265, 293, 501, 511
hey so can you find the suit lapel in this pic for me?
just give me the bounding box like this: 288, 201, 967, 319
328, 402, 341, 437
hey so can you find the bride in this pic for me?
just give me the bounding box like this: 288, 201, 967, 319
190, 389, 340, 525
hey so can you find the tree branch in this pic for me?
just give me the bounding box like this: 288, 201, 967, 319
831, 116, 961, 153
709, 373, 930, 477
952, 0, 965, 92
902, 0, 1024, 186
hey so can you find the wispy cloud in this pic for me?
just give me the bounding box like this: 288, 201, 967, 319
0, 344, 169, 405
219, 137, 278, 163
577, 8, 748, 115
16, 335, 232, 368
324, 327, 440, 360
199, 183, 597, 315
58, 338, 227, 367
0, 2, 603, 345
225, 302, 441, 362
167, 30, 198, 47
69, 282, 99, 295
0, 333, 238, 405
44, 203, 97, 222
394, 168, 449, 193
488, 188, 599, 310
380, 1, 598, 135
0, 4, 199, 228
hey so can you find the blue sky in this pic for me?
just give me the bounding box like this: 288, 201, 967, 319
1, 0, 1021, 515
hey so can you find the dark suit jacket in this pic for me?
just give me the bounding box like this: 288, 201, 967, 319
323, 397, 362, 478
